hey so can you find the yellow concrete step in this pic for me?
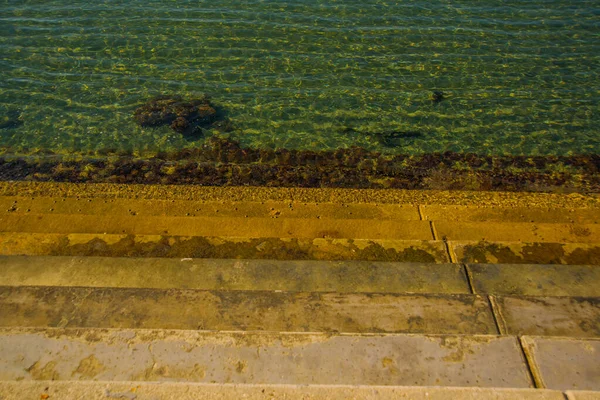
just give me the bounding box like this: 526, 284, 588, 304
0, 256, 470, 294
0, 213, 434, 240
0, 232, 449, 262
0, 286, 498, 334
0, 381, 575, 400
1, 195, 421, 219
0, 328, 598, 390
0, 328, 533, 388
1, 256, 598, 297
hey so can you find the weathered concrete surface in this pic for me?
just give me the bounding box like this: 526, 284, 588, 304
0, 213, 434, 240
452, 241, 600, 265
0, 381, 567, 400
522, 336, 600, 390
0, 196, 421, 220
0, 328, 532, 387
2, 181, 599, 208
436, 221, 600, 244
421, 205, 600, 224
0, 287, 497, 334
566, 391, 600, 400
0, 256, 470, 294
467, 264, 600, 297
493, 296, 600, 338
0, 233, 449, 262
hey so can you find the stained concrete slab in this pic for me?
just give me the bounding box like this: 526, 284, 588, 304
436, 221, 600, 244
2, 181, 599, 208
0, 328, 532, 387
493, 296, 600, 338
0, 196, 422, 220
467, 264, 600, 297
0, 381, 567, 400
566, 391, 600, 400
0, 232, 450, 262
421, 205, 600, 224
452, 241, 600, 265
522, 336, 600, 390
0, 256, 470, 294
0, 286, 497, 334
0, 213, 434, 240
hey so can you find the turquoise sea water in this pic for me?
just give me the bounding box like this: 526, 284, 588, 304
0, 0, 599, 157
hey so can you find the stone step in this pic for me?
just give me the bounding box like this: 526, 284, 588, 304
0, 195, 421, 220
0, 286, 498, 334
0, 232, 450, 262
0, 381, 574, 400
0, 328, 598, 391
2, 213, 599, 244
0, 328, 532, 388
2, 285, 599, 338
2, 231, 600, 264
0, 256, 471, 294
4, 195, 599, 224
1, 256, 599, 297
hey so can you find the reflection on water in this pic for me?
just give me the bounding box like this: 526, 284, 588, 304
0, 0, 599, 157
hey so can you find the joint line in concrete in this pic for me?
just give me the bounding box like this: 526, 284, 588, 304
462, 264, 476, 294
518, 336, 546, 389
487, 295, 507, 335
429, 221, 438, 240
417, 205, 425, 220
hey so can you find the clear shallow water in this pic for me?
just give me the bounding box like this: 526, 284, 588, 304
0, 0, 599, 157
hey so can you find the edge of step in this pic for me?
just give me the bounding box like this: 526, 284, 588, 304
0, 381, 572, 400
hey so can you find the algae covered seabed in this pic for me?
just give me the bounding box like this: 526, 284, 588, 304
0, 0, 599, 190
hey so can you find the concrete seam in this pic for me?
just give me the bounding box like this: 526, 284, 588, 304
429, 221, 438, 240
462, 264, 476, 294
518, 336, 546, 389
443, 239, 457, 263
488, 295, 507, 335
417, 205, 425, 220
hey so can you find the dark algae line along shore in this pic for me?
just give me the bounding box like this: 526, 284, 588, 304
1, 136, 598, 193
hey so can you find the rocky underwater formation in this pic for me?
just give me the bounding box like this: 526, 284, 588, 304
0, 95, 598, 193
0, 136, 598, 193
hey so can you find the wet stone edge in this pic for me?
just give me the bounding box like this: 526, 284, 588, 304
0, 137, 598, 193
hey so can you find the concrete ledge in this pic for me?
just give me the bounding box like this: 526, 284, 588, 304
493, 296, 600, 338
0, 381, 567, 400
0, 233, 449, 262
467, 264, 600, 297
2, 182, 599, 208
522, 336, 600, 391
0, 328, 532, 387
452, 241, 600, 265
0, 256, 470, 294
0, 286, 497, 334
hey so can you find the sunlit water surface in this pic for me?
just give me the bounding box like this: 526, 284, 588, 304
1, 0, 599, 157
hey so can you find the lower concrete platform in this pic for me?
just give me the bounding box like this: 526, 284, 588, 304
0, 328, 532, 388
0, 286, 497, 334
522, 336, 600, 391
0, 381, 568, 400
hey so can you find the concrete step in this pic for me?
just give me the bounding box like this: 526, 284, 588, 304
0, 381, 574, 400
0, 286, 498, 334
0, 195, 421, 220
1, 256, 598, 297
2, 212, 599, 243
0, 232, 450, 262
0, 328, 598, 391
0, 328, 533, 388
2, 231, 600, 264
2, 285, 599, 338
0, 256, 471, 294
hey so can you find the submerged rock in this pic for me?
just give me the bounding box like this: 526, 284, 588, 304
432, 91, 445, 103
133, 95, 218, 135
0, 110, 23, 129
